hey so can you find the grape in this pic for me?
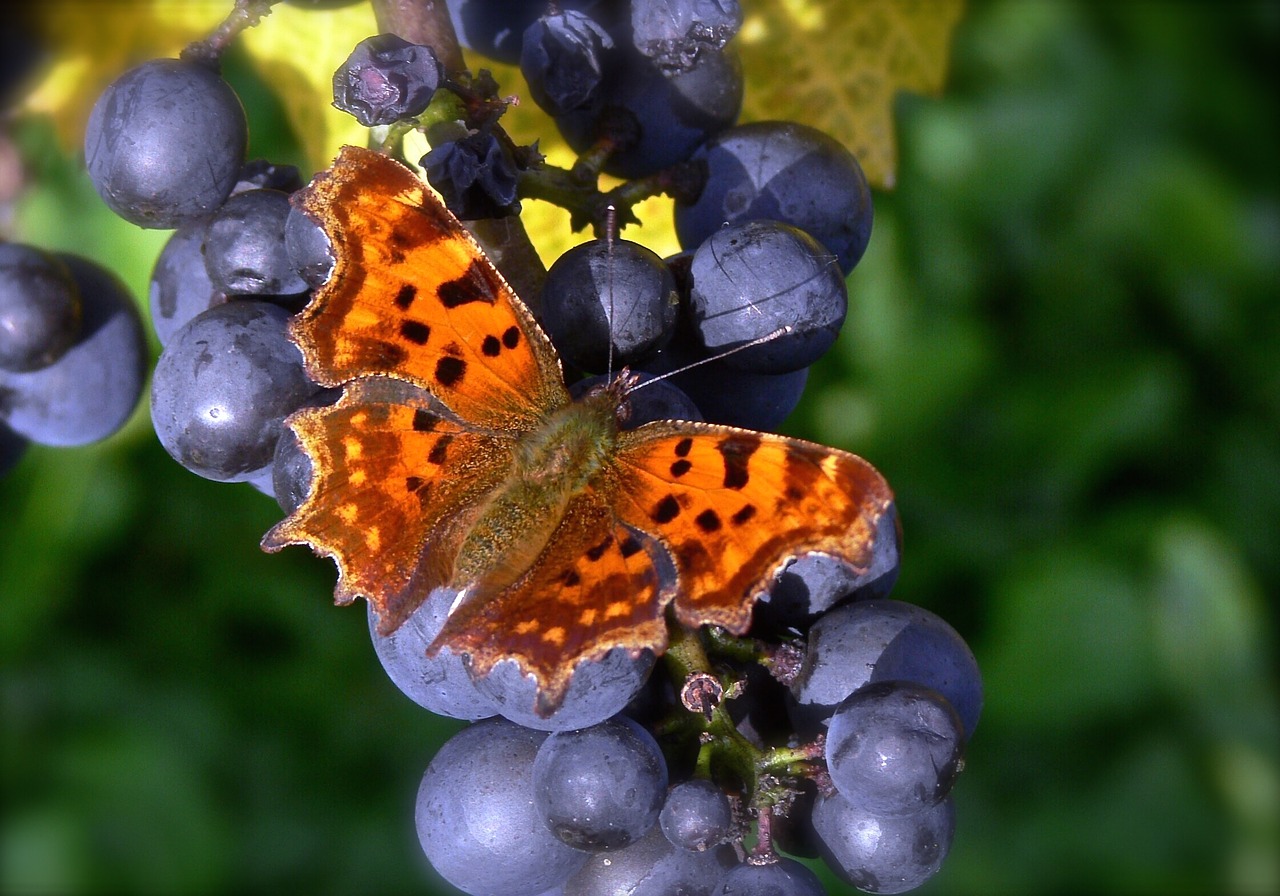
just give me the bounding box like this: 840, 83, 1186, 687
448, 0, 618, 65
562, 822, 738, 896
675, 121, 873, 275
269, 424, 312, 515
0, 254, 146, 446
712, 857, 825, 896
556, 46, 743, 179
0, 418, 27, 476
202, 188, 309, 297
283, 204, 335, 289
753, 504, 902, 633
658, 779, 732, 852
811, 791, 955, 894
367, 590, 498, 721
541, 238, 679, 373
0, 243, 81, 372
149, 301, 321, 481
333, 33, 441, 127
533, 715, 668, 850
477, 646, 655, 732
688, 219, 847, 374
521, 9, 613, 117
149, 219, 227, 346
84, 58, 247, 228
415, 718, 589, 896
570, 371, 703, 426
825, 681, 964, 816
641, 333, 809, 431
631, 0, 743, 74
789, 599, 983, 740
422, 132, 521, 219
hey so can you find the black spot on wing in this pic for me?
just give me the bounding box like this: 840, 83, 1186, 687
674, 437, 693, 457
652, 494, 680, 524
400, 319, 430, 345
695, 509, 722, 533
428, 434, 452, 465
731, 504, 757, 526
670, 458, 693, 477
502, 326, 520, 349
435, 356, 466, 387
438, 259, 498, 308
394, 283, 416, 309
481, 335, 501, 356
412, 409, 438, 431
586, 534, 613, 562
619, 535, 643, 558
561, 569, 581, 587
405, 475, 425, 492
719, 436, 760, 490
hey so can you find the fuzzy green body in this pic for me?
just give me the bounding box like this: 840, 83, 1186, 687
450, 389, 622, 590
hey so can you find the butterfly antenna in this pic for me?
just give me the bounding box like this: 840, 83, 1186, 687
604, 204, 617, 380
631, 326, 794, 394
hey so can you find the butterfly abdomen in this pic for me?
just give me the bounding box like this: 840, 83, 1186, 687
449, 388, 622, 594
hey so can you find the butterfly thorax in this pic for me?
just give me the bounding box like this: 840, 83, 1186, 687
448, 384, 625, 593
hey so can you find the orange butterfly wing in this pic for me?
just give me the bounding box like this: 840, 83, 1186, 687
263, 381, 517, 630
431, 486, 676, 713
289, 145, 567, 432
611, 421, 895, 634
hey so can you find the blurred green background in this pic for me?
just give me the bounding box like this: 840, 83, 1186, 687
3, 1, 1278, 894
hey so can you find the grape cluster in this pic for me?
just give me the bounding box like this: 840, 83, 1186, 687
61, 1, 983, 894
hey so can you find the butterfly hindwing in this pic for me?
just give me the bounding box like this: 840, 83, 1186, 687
291, 145, 567, 433
262, 385, 517, 631
432, 486, 674, 712
612, 421, 895, 633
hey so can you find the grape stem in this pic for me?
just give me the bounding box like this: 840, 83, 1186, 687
183, 0, 278, 66
661, 621, 831, 862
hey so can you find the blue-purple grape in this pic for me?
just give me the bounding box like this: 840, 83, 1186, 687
675, 120, 873, 275
811, 791, 955, 894
659, 779, 732, 852
825, 681, 964, 816
149, 300, 321, 481
630, 0, 742, 73
712, 857, 825, 896
533, 715, 668, 850
789, 598, 983, 740
563, 822, 737, 896
333, 33, 441, 127
0, 254, 146, 446
521, 9, 613, 116
542, 238, 680, 373
149, 219, 227, 346
202, 188, 309, 297
0, 243, 81, 372
477, 647, 655, 732
367, 590, 498, 721
416, 718, 589, 896
84, 58, 247, 228
688, 219, 847, 374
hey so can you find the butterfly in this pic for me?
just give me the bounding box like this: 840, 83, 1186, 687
262, 145, 894, 714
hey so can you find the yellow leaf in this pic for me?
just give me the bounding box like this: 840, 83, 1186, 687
737, 0, 965, 189
238, 3, 376, 172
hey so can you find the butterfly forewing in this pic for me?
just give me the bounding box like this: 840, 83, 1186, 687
611, 421, 895, 633
291, 145, 568, 433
